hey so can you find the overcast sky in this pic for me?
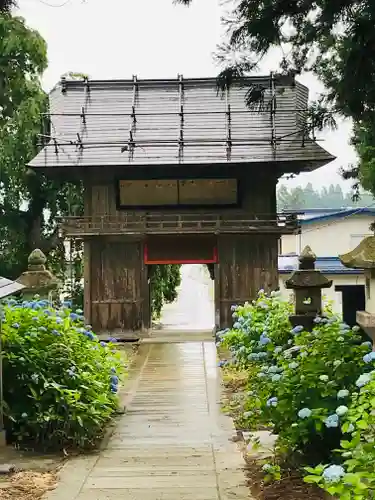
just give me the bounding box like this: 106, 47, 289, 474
18, 0, 357, 192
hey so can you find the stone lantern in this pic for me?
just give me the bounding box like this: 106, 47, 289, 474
16, 249, 58, 302
340, 236, 375, 347
285, 246, 332, 331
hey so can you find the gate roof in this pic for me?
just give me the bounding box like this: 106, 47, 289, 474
29, 75, 335, 172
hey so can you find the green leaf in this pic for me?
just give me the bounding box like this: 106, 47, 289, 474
304, 475, 322, 484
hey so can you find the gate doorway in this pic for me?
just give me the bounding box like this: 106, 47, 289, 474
151, 264, 215, 332
145, 235, 217, 332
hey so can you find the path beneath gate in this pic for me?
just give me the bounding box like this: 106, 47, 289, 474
47, 340, 250, 500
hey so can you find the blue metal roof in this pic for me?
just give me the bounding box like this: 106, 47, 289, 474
298, 207, 375, 224
279, 255, 364, 275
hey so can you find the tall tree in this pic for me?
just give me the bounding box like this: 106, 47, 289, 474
0, 6, 181, 315
277, 184, 374, 210
176, 0, 375, 198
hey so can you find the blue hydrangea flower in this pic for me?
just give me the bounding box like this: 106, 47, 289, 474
248, 353, 259, 361
262, 463, 272, 472
233, 322, 241, 330
70, 313, 79, 321
271, 374, 282, 382
337, 389, 349, 399
298, 408, 312, 419
52, 329, 60, 336
362, 341, 372, 349
63, 300, 72, 308
322, 464, 345, 483
314, 317, 322, 324
231, 305, 238, 312
336, 405, 348, 417
108, 337, 118, 343
291, 325, 304, 334
356, 373, 372, 388
67, 369, 75, 377
339, 323, 350, 331
258, 289, 265, 295
288, 362, 299, 370
347, 423, 355, 433
268, 365, 279, 374
259, 334, 271, 346
352, 325, 360, 332
110, 383, 118, 393
324, 414, 339, 428
274, 346, 282, 355
266, 397, 278, 407
100, 341, 106, 347
86, 332, 95, 341
232, 312, 238, 319
111, 367, 116, 374
257, 372, 266, 378
363, 351, 375, 363
12, 323, 20, 329
111, 375, 119, 385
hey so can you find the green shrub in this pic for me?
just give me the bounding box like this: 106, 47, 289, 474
305, 369, 375, 499
1, 297, 126, 451
217, 290, 375, 494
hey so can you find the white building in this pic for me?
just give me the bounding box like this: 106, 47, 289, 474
278, 208, 375, 324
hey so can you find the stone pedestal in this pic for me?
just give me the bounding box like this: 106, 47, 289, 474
285, 246, 332, 331
16, 249, 58, 302
340, 236, 375, 348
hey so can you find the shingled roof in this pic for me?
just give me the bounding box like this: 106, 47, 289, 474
29, 75, 335, 171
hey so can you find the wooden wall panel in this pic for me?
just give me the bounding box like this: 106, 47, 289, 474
218, 234, 279, 328
87, 171, 277, 218
89, 238, 146, 332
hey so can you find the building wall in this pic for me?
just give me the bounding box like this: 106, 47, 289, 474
281, 215, 374, 256
278, 273, 365, 315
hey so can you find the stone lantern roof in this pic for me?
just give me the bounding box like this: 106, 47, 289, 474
285, 246, 332, 290
16, 249, 58, 296
339, 236, 375, 269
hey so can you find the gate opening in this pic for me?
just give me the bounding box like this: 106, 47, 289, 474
145, 235, 216, 331
151, 264, 215, 331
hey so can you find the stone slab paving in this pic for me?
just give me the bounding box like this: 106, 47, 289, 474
46, 340, 250, 500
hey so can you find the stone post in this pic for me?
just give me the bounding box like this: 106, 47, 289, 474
340, 236, 375, 348
285, 246, 332, 331
16, 249, 58, 302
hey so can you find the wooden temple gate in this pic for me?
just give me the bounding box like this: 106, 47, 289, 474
29, 75, 334, 333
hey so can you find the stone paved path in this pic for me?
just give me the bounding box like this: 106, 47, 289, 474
47, 340, 250, 500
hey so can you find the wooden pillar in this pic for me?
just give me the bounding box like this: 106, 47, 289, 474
83, 239, 92, 323
217, 234, 279, 329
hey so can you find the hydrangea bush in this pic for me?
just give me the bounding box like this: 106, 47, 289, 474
2, 298, 126, 451
217, 290, 375, 497
305, 371, 375, 498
